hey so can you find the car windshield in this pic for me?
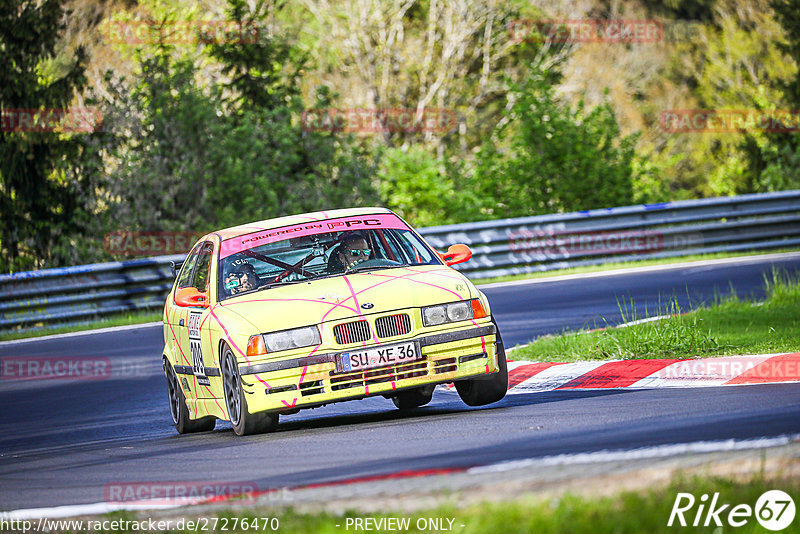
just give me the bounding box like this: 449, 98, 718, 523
218, 222, 440, 300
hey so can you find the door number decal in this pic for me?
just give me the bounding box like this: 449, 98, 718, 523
188, 311, 210, 386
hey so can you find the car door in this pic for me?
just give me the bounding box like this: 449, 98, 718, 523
175, 241, 216, 398
165, 242, 202, 389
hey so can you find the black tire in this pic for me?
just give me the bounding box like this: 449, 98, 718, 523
391, 384, 435, 410
455, 320, 508, 407
164, 360, 216, 434
220, 342, 279, 436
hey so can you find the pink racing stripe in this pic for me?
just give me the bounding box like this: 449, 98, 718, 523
365, 270, 462, 299
557, 359, 681, 389
342, 275, 379, 344
318, 267, 465, 329
206, 324, 226, 414
220, 297, 358, 315
166, 320, 191, 367
208, 306, 271, 388
725, 353, 800, 385
507, 362, 563, 389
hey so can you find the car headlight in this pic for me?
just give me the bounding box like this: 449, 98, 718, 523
248, 326, 321, 355
422, 299, 485, 326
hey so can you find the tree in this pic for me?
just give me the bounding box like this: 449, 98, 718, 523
101, 48, 221, 233
376, 146, 469, 227
739, 0, 800, 193
102, 0, 378, 234
0, 0, 92, 272
298, 0, 560, 151
660, 0, 799, 196
471, 69, 637, 218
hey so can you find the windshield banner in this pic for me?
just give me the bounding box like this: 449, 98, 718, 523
219, 214, 410, 259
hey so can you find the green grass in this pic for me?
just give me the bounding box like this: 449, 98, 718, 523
512, 271, 800, 362
473, 248, 800, 286
0, 310, 163, 342
36, 473, 800, 534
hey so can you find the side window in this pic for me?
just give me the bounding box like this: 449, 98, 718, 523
177, 243, 203, 289
374, 230, 403, 262
190, 243, 214, 291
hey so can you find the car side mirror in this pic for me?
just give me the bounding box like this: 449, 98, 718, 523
438, 244, 472, 266
174, 287, 209, 308
170, 260, 183, 278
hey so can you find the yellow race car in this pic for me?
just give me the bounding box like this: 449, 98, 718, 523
162, 207, 507, 435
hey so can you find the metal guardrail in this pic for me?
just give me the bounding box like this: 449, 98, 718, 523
2, 190, 800, 334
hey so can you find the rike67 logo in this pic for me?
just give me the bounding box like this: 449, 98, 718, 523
669, 490, 795, 531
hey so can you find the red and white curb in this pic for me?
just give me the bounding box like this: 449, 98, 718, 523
497, 353, 800, 393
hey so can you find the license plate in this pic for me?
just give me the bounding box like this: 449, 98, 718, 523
337, 342, 421, 373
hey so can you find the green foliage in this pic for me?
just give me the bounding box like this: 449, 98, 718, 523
206, 0, 304, 112
639, 0, 716, 20
738, 0, 800, 195
664, 1, 800, 197
0, 0, 95, 272
471, 71, 637, 218
773, 0, 800, 106
376, 146, 469, 227
103, 49, 220, 233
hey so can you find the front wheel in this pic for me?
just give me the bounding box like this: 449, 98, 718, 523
164, 360, 216, 434
220, 342, 278, 436
392, 384, 435, 410
455, 321, 508, 407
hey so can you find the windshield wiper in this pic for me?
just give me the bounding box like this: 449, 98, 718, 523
256, 279, 307, 291
345, 263, 410, 274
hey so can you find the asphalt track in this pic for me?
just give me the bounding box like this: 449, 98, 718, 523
1, 253, 800, 512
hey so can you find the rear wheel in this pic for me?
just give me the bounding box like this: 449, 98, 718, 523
164, 360, 216, 434
221, 343, 279, 436
391, 384, 435, 410
455, 320, 508, 407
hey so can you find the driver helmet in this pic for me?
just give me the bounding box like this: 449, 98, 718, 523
225, 259, 257, 293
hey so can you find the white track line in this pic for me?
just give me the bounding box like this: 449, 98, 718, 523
0, 501, 181, 520
468, 434, 799, 474
4, 435, 797, 520
0, 322, 162, 347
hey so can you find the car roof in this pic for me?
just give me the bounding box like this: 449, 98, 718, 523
213, 207, 395, 241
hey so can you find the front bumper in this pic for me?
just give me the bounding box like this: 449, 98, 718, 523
239, 323, 499, 414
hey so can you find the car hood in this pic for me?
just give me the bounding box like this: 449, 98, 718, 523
216, 266, 474, 333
